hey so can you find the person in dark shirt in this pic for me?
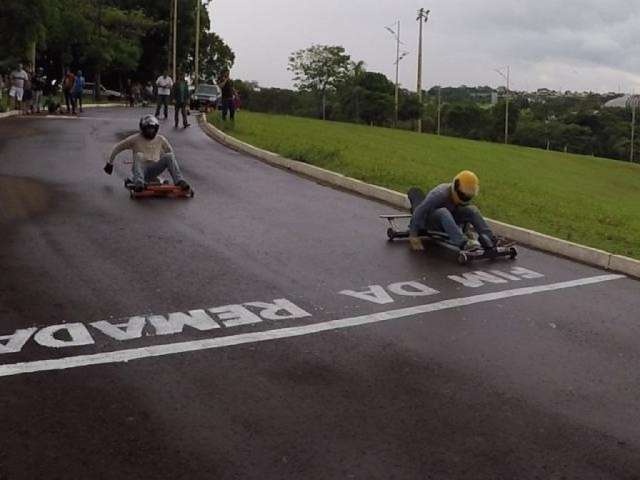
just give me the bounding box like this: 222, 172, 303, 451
62, 68, 76, 114
409, 171, 501, 252
32, 68, 46, 113
217, 68, 235, 121
172, 73, 190, 129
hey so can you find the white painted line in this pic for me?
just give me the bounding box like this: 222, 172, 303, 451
0, 274, 625, 378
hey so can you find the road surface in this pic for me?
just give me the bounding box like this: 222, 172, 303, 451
1, 108, 639, 479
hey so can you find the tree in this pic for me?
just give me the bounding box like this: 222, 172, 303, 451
491, 100, 520, 141
443, 103, 492, 139
85, 6, 156, 95
198, 31, 235, 83
288, 45, 352, 120
398, 90, 422, 122
337, 68, 395, 124
0, 0, 54, 68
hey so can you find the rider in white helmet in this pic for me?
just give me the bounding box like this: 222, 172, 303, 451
103, 114, 190, 192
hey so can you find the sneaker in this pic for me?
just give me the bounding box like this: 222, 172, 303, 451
175, 180, 190, 191
183, 123, 190, 128
409, 235, 425, 251
461, 239, 482, 252
493, 237, 513, 248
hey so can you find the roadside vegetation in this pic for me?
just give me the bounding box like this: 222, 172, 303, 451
208, 110, 640, 259
232, 44, 636, 164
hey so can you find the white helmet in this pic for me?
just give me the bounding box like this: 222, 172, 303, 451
139, 115, 159, 139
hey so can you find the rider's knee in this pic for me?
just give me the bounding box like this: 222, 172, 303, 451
432, 207, 452, 219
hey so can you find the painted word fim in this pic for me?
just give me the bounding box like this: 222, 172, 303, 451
0, 299, 310, 355
448, 267, 544, 288
339, 268, 545, 305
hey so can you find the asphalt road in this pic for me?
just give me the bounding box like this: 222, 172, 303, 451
1, 108, 639, 480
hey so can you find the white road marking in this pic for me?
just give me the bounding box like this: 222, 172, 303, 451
0, 274, 625, 378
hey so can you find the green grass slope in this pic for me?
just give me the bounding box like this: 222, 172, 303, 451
208, 111, 640, 259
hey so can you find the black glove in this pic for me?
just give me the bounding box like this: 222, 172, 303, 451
104, 163, 114, 175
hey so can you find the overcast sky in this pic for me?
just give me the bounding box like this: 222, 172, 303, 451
209, 0, 640, 94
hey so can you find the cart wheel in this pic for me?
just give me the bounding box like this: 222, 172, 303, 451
386, 228, 396, 241
509, 247, 518, 260
457, 252, 469, 265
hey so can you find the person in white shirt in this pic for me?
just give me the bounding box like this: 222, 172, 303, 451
9, 63, 29, 110
155, 70, 173, 119
103, 115, 190, 192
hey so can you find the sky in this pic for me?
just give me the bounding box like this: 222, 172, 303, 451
209, 0, 640, 94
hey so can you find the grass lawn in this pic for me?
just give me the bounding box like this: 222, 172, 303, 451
208, 111, 640, 259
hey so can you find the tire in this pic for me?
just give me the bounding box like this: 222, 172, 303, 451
509, 247, 518, 260
457, 252, 469, 265
189, 189, 195, 198
386, 228, 396, 241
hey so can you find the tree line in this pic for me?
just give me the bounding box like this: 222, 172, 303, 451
234, 44, 637, 163
0, 0, 234, 96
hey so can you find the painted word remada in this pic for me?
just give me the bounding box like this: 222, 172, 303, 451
0, 267, 543, 355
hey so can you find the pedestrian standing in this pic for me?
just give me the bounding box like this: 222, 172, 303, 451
143, 81, 153, 106
73, 70, 85, 113
0, 74, 5, 108
9, 63, 29, 111
155, 70, 173, 119
172, 73, 190, 129
22, 69, 33, 114
132, 82, 142, 107
32, 67, 46, 113
62, 69, 76, 114
217, 68, 235, 121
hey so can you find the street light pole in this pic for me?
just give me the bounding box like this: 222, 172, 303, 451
494, 65, 510, 144
195, 0, 200, 86
505, 65, 510, 144
395, 20, 400, 126
416, 8, 430, 133
386, 21, 408, 127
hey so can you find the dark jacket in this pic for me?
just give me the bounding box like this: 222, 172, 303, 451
172, 81, 190, 106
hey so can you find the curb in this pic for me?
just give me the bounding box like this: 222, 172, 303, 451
0, 110, 22, 119
198, 113, 639, 278
0, 104, 124, 121
83, 103, 127, 109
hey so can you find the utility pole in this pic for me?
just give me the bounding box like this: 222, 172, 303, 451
172, 0, 178, 80
168, 0, 173, 73
437, 86, 441, 135
416, 8, 430, 133
194, 0, 201, 86
631, 95, 639, 162
494, 65, 510, 144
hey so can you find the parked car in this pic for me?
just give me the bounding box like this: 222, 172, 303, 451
190, 83, 221, 110
82, 83, 123, 100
